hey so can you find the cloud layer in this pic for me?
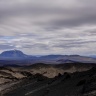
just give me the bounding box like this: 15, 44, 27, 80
0, 0, 96, 55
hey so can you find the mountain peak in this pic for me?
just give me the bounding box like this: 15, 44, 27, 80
0, 50, 26, 57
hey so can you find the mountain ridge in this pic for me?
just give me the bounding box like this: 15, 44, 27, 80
0, 50, 96, 65
0, 50, 27, 57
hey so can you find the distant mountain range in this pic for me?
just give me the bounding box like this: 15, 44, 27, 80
0, 50, 96, 65
90, 55, 96, 58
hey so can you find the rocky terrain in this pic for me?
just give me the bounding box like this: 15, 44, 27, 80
0, 63, 96, 96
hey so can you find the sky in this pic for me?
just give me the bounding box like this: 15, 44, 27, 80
0, 0, 96, 55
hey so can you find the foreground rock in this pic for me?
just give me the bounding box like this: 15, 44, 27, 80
0, 63, 95, 90
0, 64, 96, 96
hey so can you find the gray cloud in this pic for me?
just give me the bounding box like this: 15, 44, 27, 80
0, 0, 96, 55
0, 44, 15, 50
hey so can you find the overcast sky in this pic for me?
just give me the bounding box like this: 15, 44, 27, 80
0, 0, 96, 55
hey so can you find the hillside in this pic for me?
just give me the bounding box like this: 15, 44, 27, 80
0, 63, 95, 89
0, 64, 96, 96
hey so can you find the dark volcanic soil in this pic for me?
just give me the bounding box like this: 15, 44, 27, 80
3, 67, 96, 96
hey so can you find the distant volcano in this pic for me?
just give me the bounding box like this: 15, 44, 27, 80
0, 50, 96, 65
0, 50, 27, 59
